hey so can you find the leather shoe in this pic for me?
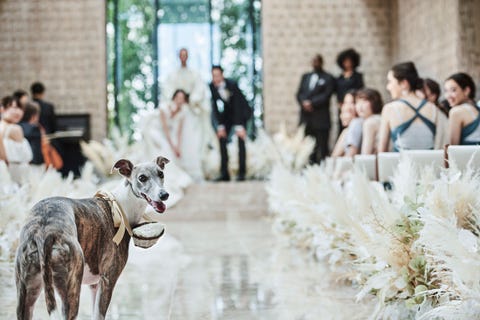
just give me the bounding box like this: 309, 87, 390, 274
214, 175, 230, 182
236, 175, 246, 182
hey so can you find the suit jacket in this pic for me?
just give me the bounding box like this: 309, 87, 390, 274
296, 70, 335, 130
209, 79, 251, 130
33, 98, 57, 134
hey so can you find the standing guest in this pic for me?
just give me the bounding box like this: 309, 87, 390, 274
355, 88, 383, 154
209, 65, 251, 181
335, 48, 365, 132
30, 82, 56, 134
331, 91, 357, 157
445, 73, 479, 145
19, 102, 44, 165
378, 62, 439, 152
296, 54, 335, 163
335, 48, 364, 104
0, 96, 33, 184
13, 89, 29, 109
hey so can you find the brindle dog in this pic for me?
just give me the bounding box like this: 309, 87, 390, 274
15, 157, 170, 320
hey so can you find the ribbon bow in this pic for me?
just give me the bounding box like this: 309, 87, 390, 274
95, 190, 133, 245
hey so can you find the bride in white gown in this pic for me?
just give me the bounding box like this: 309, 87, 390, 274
162, 48, 215, 169
158, 89, 204, 181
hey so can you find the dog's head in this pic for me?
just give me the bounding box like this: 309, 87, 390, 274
112, 156, 170, 213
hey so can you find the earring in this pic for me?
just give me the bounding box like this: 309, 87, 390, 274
401, 89, 408, 97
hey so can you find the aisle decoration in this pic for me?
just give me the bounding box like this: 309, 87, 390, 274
266, 158, 480, 319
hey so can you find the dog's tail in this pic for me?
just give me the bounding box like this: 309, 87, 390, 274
34, 233, 57, 314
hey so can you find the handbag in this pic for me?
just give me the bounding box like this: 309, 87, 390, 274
42, 138, 63, 169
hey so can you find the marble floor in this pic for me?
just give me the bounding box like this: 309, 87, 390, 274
0, 182, 373, 319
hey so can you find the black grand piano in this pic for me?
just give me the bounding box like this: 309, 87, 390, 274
50, 114, 90, 177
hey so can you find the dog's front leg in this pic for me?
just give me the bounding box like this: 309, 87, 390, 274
91, 275, 117, 320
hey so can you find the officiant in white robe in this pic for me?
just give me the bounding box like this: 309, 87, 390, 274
161, 49, 214, 179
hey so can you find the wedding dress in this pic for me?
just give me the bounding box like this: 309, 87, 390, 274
162, 67, 215, 168
157, 103, 204, 181
135, 107, 195, 207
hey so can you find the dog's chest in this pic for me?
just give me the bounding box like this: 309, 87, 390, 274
82, 264, 100, 285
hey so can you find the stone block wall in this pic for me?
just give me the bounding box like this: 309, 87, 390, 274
391, 0, 461, 88
262, 0, 393, 134
0, 0, 106, 140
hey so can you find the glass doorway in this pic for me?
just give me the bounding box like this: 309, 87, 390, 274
107, 0, 262, 137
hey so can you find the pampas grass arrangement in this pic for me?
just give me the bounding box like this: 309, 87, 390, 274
266, 157, 480, 319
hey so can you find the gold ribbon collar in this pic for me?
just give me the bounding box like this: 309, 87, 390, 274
95, 190, 133, 245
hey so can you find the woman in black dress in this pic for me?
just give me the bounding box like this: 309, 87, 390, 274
335, 48, 364, 132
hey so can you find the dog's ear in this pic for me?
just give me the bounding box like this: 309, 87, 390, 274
155, 156, 169, 170
112, 159, 134, 177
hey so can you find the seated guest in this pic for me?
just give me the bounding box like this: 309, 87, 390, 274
422, 78, 450, 148
331, 91, 357, 157
378, 62, 438, 152
13, 89, 29, 110
355, 88, 383, 154
0, 96, 33, 184
445, 73, 479, 145
344, 102, 364, 157
423, 78, 450, 117
19, 102, 44, 165
0, 130, 6, 163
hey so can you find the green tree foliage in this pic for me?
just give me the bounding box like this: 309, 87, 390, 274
107, 0, 155, 138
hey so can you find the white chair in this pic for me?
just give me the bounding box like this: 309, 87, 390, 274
446, 145, 480, 171
377, 152, 400, 183
323, 157, 336, 175
353, 154, 377, 180
400, 149, 445, 176
333, 156, 353, 180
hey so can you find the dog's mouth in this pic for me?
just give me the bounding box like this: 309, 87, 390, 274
141, 193, 166, 213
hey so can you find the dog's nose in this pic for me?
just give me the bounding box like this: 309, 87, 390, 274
160, 191, 169, 201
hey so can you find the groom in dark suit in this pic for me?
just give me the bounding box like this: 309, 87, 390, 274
209, 65, 251, 181
296, 54, 335, 163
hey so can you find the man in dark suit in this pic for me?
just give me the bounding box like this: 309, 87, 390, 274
209, 65, 251, 181
30, 82, 56, 134
296, 54, 335, 163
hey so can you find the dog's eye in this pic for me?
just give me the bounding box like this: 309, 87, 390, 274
159, 171, 164, 179
138, 174, 148, 183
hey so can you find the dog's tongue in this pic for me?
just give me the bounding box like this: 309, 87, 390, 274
151, 200, 166, 213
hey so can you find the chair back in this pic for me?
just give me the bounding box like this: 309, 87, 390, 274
446, 145, 480, 171
353, 154, 377, 180
377, 152, 400, 183
400, 149, 445, 176
333, 156, 353, 180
